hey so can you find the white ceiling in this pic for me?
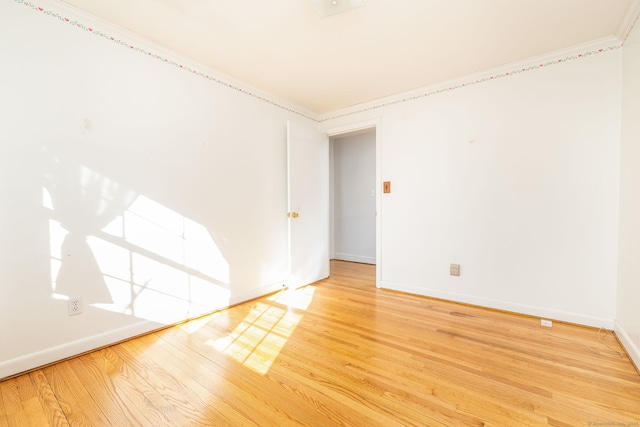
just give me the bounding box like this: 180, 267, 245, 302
59, 0, 636, 115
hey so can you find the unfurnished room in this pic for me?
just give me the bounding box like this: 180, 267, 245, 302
1, 0, 640, 425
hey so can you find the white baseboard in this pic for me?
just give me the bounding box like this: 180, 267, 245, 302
380, 280, 615, 330
229, 282, 287, 305
0, 281, 287, 380
0, 320, 162, 380
334, 253, 376, 265
615, 320, 640, 371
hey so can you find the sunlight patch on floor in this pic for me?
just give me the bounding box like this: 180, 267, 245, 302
206, 287, 315, 374
268, 285, 316, 310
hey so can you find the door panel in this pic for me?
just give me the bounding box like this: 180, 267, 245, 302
287, 121, 329, 288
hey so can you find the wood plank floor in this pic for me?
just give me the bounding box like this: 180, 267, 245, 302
2, 260, 639, 426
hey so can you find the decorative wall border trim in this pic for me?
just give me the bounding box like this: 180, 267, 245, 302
618, 0, 640, 45
14, 0, 640, 125
622, 12, 640, 45
14, 0, 318, 122
319, 42, 622, 122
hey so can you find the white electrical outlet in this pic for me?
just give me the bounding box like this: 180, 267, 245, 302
68, 296, 83, 316
541, 319, 552, 327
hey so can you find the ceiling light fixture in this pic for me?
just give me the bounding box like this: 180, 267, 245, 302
311, 0, 366, 18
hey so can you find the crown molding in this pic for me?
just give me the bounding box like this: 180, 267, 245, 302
15, 0, 633, 125
617, 0, 640, 43
14, 0, 319, 122
319, 36, 621, 122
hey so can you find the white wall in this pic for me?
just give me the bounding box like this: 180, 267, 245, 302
322, 40, 622, 329
331, 131, 376, 264
616, 16, 640, 369
0, 0, 314, 378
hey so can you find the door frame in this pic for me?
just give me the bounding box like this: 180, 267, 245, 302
323, 119, 381, 288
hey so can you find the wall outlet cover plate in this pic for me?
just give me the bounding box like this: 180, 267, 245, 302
450, 264, 460, 276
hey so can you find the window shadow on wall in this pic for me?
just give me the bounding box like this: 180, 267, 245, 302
42, 150, 231, 324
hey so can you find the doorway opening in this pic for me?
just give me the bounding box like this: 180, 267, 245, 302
329, 126, 378, 284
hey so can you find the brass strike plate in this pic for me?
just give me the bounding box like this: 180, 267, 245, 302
383, 181, 391, 193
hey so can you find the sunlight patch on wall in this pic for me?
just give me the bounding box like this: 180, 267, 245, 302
83, 235, 228, 323
120, 196, 229, 283
42, 187, 54, 210
46, 218, 67, 292
42, 164, 231, 325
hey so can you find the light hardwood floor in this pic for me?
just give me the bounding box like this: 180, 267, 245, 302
1, 260, 639, 426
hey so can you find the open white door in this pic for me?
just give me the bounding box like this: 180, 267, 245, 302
287, 121, 330, 289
